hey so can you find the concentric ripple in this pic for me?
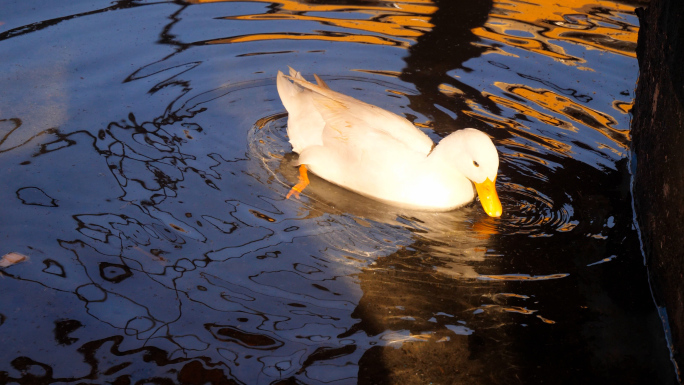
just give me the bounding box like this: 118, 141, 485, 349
495, 181, 577, 236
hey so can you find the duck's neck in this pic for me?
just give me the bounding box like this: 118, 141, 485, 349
413, 134, 475, 205
426, 132, 467, 166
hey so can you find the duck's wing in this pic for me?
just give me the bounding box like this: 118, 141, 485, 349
299, 109, 423, 202
283, 74, 434, 155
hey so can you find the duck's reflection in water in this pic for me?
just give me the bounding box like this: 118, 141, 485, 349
276, 150, 518, 383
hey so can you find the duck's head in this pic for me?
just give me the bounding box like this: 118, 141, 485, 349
447, 128, 502, 217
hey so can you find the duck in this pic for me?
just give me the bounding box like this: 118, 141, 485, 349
276, 67, 502, 217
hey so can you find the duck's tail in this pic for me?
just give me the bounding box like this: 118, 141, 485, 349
276, 67, 329, 153
277, 67, 334, 112
276, 67, 303, 113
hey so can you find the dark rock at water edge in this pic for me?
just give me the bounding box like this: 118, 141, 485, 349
632, 0, 684, 376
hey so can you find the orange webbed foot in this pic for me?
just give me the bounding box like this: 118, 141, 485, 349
286, 164, 310, 199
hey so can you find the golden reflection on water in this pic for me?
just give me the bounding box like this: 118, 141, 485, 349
193, 0, 436, 47
194, 0, 637, 159
479, 273, 570, 281
190, 0, 437, 13
191, 0, 640, 63
473, 0, 639, 63
495, 82, 629, 149
208, 32, 405, 47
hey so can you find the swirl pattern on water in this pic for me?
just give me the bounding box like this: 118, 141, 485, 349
497, 183, 577, 236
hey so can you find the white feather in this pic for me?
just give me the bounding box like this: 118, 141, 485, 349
276, 68, 501, 212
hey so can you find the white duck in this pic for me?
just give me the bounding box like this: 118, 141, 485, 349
276, 67, 502, 217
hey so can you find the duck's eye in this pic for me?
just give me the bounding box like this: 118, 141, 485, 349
473, 161, 480, 167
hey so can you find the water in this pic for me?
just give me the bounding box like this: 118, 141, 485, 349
0, 0, 676, 384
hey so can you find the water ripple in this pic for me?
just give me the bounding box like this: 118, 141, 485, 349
0, 0, 670, 383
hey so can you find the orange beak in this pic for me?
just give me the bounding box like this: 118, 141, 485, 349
474, 177, 502, 217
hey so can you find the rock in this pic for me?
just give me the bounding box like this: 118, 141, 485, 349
631, 0, 684, 372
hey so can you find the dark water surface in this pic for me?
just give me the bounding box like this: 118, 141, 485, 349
0, 0, 677, 384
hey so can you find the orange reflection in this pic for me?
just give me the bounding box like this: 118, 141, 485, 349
207, 33, 408, 47
191, 0, 639, 68
189, 0, 436, 13
193, 0, 639, 147
487, 93, 575, 132
480, 304, 539, 315
201, 0, 633, 162
556, 221, 578, 232
471, 219, 499, 240
193, 0, 437, 47
249, 209, 276, 222
502, 306, 536, 315
497, 293, 531, 299
458, 105, 575, 156
351, 69, 402, 78
613, 100, 633, 114
479, 273, 570, 281
0, 252, 28, 268
227, 14, 431, 38
472, 0, 639, 63
495, 83, 629, 149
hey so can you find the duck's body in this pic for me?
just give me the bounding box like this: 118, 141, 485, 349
276, 67, 502, 216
